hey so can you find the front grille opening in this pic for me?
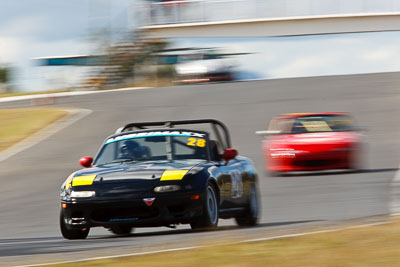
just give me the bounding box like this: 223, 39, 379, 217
71, 211, 84, 219
167, 204, 185, 216
91, 206, 158, 222
294, 159, 341, 167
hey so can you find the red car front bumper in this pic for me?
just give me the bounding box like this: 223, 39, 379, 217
266, 150, 354, 172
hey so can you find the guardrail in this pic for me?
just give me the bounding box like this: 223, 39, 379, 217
137, 0, 400, 26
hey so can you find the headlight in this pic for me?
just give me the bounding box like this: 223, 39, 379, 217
154, 185, 181, 193
270, 149, 307, 158
70, 191, 95, 198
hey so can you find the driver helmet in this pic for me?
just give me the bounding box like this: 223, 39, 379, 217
120, 140, 144, 159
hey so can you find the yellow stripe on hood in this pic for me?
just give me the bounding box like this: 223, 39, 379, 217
65, 171, 77, 189
72, 175, 97, 186
160, 170, 188, 181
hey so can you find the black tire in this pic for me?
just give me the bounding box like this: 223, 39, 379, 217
60, 211, 89, 240
235, 184, 260, 227
190, 182, 219, 230
109, 225, 133, 235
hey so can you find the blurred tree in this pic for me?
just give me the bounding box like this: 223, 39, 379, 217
88, 31, 170, 88
0, 65, 11, 93
0, 66, 8, 83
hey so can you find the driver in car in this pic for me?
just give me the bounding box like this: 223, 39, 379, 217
120, 140, 147, 160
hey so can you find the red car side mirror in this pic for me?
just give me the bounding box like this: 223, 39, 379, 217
80, 156, 93, 168
223, 148, 238, 162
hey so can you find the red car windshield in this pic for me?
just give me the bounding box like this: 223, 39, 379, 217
268, 115, 354, 134
291, 115, 354, 133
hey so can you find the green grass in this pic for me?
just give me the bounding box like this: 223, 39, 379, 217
0, 108, 68, 151
52, 219, 400, 267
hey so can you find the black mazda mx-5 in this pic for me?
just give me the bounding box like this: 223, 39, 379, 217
60, 119, 260, 239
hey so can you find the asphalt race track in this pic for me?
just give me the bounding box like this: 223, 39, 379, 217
0, 72, 399, 266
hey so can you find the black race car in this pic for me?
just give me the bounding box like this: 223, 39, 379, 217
60, 119, 260, 239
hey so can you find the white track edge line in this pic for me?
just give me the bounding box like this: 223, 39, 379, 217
0, 108, 92, 162
15, 220, 392, 267
242, 221, 390, 243
15, 246, 204, 267
0, 87, 148, 103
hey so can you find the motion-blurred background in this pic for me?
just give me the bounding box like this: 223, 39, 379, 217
1, 1, 400, 266
1, 0, 400, 93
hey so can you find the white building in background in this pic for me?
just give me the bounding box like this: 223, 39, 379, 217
135, 0, 400, 37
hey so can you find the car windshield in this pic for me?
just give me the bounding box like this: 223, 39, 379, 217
291, 115, 354, 133
94, 130, 209, 166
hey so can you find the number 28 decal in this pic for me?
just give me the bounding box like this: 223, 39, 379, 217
186, 138, 206, 147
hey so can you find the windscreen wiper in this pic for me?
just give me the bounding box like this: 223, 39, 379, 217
102, 159, 137, 165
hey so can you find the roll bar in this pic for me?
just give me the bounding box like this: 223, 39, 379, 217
115, 119, 231, 149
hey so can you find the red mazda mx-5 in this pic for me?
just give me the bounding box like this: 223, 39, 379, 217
257, 113, 364, 174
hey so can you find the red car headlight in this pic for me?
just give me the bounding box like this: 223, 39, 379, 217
269, 149, 307, 158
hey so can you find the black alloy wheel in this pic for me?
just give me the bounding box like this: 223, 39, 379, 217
190, 182, 219, 230
235, 184, 259, 227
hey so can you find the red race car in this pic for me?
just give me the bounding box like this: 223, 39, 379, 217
257, 113, 364, 174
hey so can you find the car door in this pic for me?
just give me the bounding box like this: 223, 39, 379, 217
223, 157, 246, 207
211, 160, 244, 210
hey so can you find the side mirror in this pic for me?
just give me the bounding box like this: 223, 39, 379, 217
80, 156, 93, 168
223, 148, 238, 162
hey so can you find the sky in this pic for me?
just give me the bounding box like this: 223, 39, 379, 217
0, 0, 133, 92
186, 33, 400, 80
1, 1, 400, 92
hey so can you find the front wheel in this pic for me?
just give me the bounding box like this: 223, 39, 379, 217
60, 211, 89, 240
235, 184, 260, 227
190, 182, 219, 230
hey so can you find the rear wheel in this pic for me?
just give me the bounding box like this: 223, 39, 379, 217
190, 182, 219, 230
109, 225, 133, 235
235, 184, 259, 227
59, 211, 89, 240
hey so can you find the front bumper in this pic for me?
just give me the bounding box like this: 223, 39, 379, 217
61, 192, 204, 229
267, 150, 352, 172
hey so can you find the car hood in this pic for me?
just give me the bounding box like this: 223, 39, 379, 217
65, 161, 204, 199
74, 160, 201, 182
